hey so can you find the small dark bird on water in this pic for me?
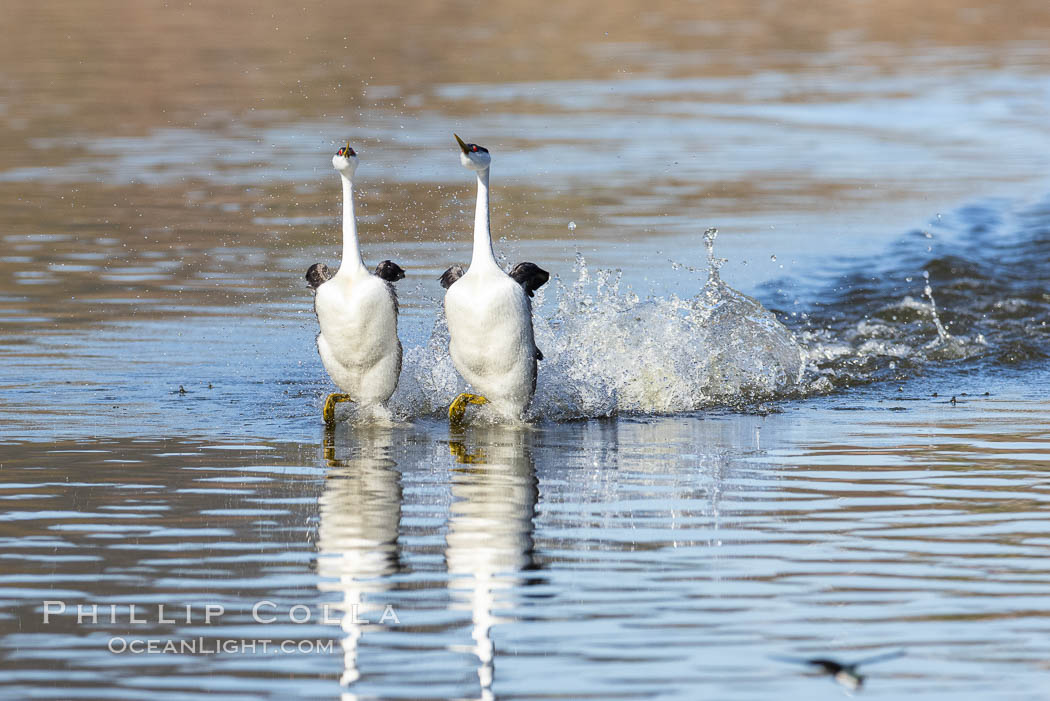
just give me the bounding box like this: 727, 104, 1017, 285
771, 650, 906, 691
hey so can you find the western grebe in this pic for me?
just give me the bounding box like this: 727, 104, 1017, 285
440, 134, 549, 424
307, 142, 405, 424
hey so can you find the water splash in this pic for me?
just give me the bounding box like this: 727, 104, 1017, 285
382, 229, 806, 422
686, 228, 805, 406
797, 277, 988, 392
923, 270, 952, 344
785, 200, 1047, 392
346, 195, 1050, 424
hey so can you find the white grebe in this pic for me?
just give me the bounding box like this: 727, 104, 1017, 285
307, 142, 405, 424
440, 135, 549, 424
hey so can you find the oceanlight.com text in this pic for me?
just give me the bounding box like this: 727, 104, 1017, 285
107, 638, 336, 655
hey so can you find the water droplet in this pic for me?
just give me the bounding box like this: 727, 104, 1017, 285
770, 254, 777, 262
568, 221, 577, 232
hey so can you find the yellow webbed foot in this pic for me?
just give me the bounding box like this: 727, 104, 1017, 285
322, 423, 338, 469
322, 393, 354, 425
449, 441, 487, 465
448, 393, 488, 426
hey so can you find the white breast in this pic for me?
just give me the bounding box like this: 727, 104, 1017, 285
315, 273, 401, 406
444, 268, 538, 419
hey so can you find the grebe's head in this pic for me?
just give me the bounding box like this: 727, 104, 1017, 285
454, 133, 491, 172
332, 141, 359, 176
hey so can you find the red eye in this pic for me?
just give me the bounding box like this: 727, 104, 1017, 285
471, 145, 478, 152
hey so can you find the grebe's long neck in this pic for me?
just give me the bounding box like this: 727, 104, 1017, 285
339, 174, 367, 278
471, 168, 498, 271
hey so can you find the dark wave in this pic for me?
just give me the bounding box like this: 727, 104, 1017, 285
765, 196, 1050, 391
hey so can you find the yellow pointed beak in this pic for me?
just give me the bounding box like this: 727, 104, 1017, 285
454, 133, 469, 154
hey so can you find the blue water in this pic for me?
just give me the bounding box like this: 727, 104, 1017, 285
3, 4, 1050, 698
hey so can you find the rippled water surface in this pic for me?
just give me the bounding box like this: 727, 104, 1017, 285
3, 1, 1050, 699
4, 394, 1050, 700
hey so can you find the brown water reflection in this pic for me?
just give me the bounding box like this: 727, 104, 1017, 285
4, 0, 1050, 138
4, 0, 1050, 303
0, 177, 575, 331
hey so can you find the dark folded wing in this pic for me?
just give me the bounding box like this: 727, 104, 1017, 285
305, 263, 332, 289
375, 260, 406, 282
509, 262, 550, 297
439, 265, 465, 290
